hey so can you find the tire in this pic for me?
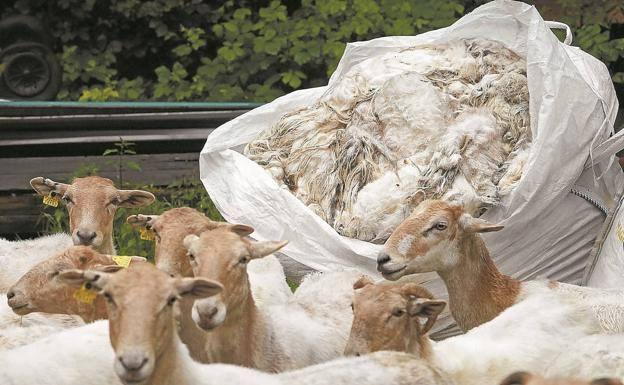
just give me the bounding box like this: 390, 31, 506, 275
0, 43, 61, 100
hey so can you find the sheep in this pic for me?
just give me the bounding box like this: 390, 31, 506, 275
30, 176, 155, 255
6, 246, 144, 323
500, 372, 623, 385
0, 176, 154, 292
0, 246, 143, 349
377, 199, 624, 332
126, 208, 292, 307
127, 208, 293, 365
245, 39, 531, 241
37, 262, 452, 385
345, 278, 616, 385
183, 226, 363, 371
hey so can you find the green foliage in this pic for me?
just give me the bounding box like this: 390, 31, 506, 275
0, 0, 463, 102
39, 177, 223, 259
103, 138, 138, 188
2, 0, 623, 100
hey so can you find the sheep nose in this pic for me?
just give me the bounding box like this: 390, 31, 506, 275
198, 306, 218, 319
377, 252, 391, 266
6, 290, 15, 300
76, 230, 96, 244
118, 353, 149, 372
355, 352, 361, 357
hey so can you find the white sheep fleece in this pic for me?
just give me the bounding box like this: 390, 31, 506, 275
0, 300, 83, 349
545, 334, 624, 380
247, 254, 293, 306
0, 321, 120, 385
431, 290, 605, 385
0, 319, 449, 385
256, 270, 363, 368
0, 233, 73, 291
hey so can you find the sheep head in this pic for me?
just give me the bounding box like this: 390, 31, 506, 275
344, 277, 445, 358
127, 207, 227, 277
31, 176, 155, 254
59, 263, 222, 385
182, 226, 287, 331
377, 199, 503, 280
6, 245, 144, 320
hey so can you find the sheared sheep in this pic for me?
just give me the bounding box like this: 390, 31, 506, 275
378, 199, 624, 332
183, 227, 362, 371
345, 278, 619, 385
127, 208, 293, 365
0, 246, 143, 349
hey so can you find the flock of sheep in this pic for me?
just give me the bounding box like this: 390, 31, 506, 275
0, 174, 622, 385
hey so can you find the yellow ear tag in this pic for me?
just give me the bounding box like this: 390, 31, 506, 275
112, 255, 133, 268
140, 228, 156, 241
43, 193, 60, 207
74, 284, 97, 304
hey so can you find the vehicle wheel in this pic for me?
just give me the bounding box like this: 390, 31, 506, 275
0, 43, 61, 100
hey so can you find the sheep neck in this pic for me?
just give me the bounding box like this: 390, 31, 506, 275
203, 282, 271, 370
437, 234, 520, 331
176, 297, 213, 363
96, 231, 116, 255
146, 317, 195, 385
407, 328, 434, 362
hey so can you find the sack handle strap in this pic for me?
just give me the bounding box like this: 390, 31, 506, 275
584, 128, 624, 169
545, 21, 573, 45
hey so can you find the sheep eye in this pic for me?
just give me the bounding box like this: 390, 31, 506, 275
51, 270, 60, 278
350, 303, 354, 311
167, 296, 177, 306
392, 308, 406, 317
238, 256, 250, 265
109, 198, 120, 206
187, 252, 195, 262
62, 196, 73, 204
435, 222, 447, 231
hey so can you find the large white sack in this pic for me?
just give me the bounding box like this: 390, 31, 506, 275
200, 0, 624, 336
585, 194, 624, 288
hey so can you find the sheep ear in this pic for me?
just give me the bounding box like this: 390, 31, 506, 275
58, 269, 110, 290
118, 190, 156, 208
58, 269, 87, 287
459, 214, 503, 233
249, 240, 288, 259
227, 224, 255, 237
92, 264, 125, 273
499, 372, 532, 385
407, 298, 446, 334
176, 277, 223, 299
30, 177, 69, 197
127, 214, 159, 229
183, 234, 200, 250
353, 275, 374, 290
